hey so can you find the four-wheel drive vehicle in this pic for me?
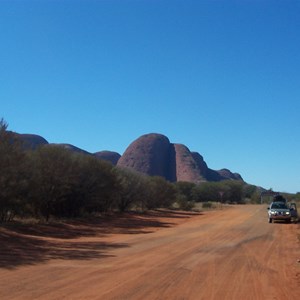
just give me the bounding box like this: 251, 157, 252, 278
267, 202, 291, 223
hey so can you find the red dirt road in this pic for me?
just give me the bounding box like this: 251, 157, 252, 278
0, 205, 299, 300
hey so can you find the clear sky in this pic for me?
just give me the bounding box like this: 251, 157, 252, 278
1, 0, 299, 193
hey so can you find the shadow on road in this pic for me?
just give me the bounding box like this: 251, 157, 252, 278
0, 230, 127, 269
0, 209, 201, 269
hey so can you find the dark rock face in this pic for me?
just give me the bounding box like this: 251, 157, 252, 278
117, 133, 243, 184
117, 133, 172, 178
173, 144, 206, 183
94, 151, 121, 165
191, 152, 209, 179
17, 134, 49, 149
217, 169, 243, 181
233, 173, 243, 181
206, 169, 225, 182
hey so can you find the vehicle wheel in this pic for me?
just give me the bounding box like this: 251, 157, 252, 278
269, 217, 272, 223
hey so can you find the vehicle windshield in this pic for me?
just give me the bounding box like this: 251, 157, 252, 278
271, 203, 288, 209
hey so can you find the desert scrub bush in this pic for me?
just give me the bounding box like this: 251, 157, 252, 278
175, 195, 195, 211
201, 202, 220, 209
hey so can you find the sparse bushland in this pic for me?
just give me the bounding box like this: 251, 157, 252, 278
0, 119, 179, 222
28, 146, 119, 220
175, 180, 261, 208
0, 118, 284, 223
283, 192, 300, 204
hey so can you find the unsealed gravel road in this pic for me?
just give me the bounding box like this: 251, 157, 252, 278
0, 205, 299, 299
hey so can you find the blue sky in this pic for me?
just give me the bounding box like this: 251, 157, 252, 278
1, 0, 299, 193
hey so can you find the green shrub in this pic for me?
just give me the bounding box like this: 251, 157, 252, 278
202, 202, 213, 209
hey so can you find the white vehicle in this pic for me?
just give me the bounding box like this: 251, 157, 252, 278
267, 202, 291, 223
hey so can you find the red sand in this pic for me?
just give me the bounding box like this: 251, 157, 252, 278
0, 205, 299, 299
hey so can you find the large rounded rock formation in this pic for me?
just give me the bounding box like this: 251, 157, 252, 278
13, 129, 243, 185
117, 133, 173, 179
173, 144, 207, 183
117, 133, 243, 184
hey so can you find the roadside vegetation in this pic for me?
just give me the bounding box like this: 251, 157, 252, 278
1, 118, 296, 223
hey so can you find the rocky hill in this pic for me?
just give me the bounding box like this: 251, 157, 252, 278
15, 133, 49, 149
117, 134, 173, 179
117, 133, 243, 184
94, 151, 121, 165
16, 131, 243, 184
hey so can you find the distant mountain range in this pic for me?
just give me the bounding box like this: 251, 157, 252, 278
16, 132, 243, 184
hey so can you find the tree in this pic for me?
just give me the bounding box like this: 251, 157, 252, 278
220, 181, 244, 203
75, 155, 119, 214
29, 146, 120, 220
0, 119, 29, 222
115, 168, 150, 212
29, 145, 79, 221
192, 182, 221, 202
174, 181, 196, 210
243, 184, 257, 199
175, 181, 196, 200
145, 176, 176, 209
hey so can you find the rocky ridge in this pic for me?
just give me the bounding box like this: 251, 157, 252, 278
117, 133, 243, 183
16, 132, 243, 184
